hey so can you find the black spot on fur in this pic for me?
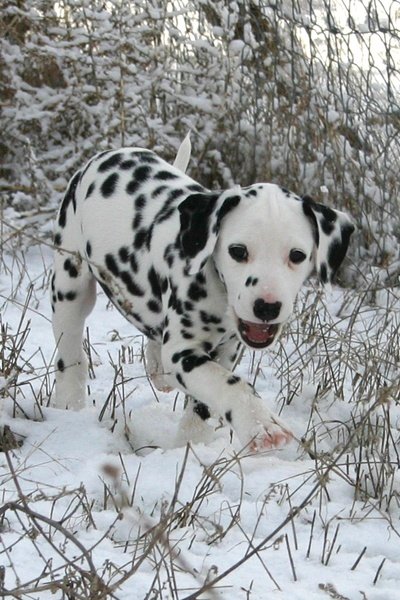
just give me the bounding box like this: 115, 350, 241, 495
188, 281, 207, 302
120, 271, 145, 296
225, 410, 232, 423
133, 213, 142, 229
209, 349, 218, 360
227, 375, 240, 385
164, 244, 175, 267
181, 330, 194, 339
148, 267, 161, 300
134, 228, 148, 250
126, 179, 140, 195
133, 151, 158, 164
98, 153, 122, 172
156, 206, 175, 224
176, 373, 186, 388
101, 172, 119, 198
57, 358, 65, 372
202, 341, 213, 353
86, 241, 92, 257
200, 311, 222, 325
152, 185, 168, 198
120, 159, 136, 170
65, 291, 77, 301
172, 349, 193, 363
64, 258, 78, 278
57, 291, 64, 301
135, 165, 152, 183
119, 247, 130, 263
59, 171, 80, 228
155, 170, 179, 180
135, 194, 146, 211
86, 182, 95, 199
130, 253, 138, 273
146, 224, 154, 249
187, 184, 205, 193
168, 188, 185, 202
193, 400, 210, 420
182, 354, 210, 373
163, 330, 170, 344
161, 277, 168, 294
147, 299, 162, 313
320, 262, 328, 283
171, 297, 184, 315
54, 232, 62, 246
181, 317, 193, 328
105, 253, 119, 276
154, 189, 184, 224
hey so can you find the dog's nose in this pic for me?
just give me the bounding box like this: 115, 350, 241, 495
253, 299, 282, 322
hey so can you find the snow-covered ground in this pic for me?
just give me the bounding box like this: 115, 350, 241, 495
1, 215, 399, 599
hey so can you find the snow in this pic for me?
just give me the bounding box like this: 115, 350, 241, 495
1, 226, 400, 599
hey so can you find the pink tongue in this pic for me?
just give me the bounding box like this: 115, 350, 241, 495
246, 323, 271, 343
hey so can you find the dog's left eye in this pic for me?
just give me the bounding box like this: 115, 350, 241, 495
229, 244, 248, 262
289, 249, 307, 264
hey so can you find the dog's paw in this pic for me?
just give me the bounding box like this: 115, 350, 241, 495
150, 373, 174, 393
234, 401, 293, 452
249, 422, 293, 452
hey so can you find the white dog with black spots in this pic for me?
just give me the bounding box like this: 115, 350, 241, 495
51, 139, 354, 452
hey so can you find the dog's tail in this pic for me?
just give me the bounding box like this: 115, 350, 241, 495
173, 132, 191, 173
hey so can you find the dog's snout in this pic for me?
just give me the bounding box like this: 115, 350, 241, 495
253, 299, 282, 322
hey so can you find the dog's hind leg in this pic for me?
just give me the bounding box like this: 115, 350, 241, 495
51, 174, 96, 410
51, 248, 96, 410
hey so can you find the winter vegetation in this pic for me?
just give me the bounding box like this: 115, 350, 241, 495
1, 0, 400, 598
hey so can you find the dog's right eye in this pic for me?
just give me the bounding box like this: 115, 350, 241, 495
229, 244, 248, 262
289, 249, 307, 264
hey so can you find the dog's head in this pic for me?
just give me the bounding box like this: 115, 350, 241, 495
179, 184, 354, 349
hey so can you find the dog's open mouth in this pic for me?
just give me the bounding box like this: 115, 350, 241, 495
238, 319, 280, 349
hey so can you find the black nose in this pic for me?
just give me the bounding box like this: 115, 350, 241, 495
253, 299, 282, 322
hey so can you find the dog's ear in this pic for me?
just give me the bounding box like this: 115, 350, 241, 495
178, 192, 241, 274
302, 195, 354, 284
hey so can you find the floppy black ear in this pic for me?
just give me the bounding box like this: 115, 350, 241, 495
302, 195, 354, 284
178, 192, 241, 274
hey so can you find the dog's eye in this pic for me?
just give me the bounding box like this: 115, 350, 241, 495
289, 249, 307, 264
228, 244, 248, 262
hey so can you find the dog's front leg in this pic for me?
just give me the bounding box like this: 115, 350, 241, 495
162, 344, 292, 451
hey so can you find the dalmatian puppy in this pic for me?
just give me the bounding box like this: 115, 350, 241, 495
51, 143, 354, 452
